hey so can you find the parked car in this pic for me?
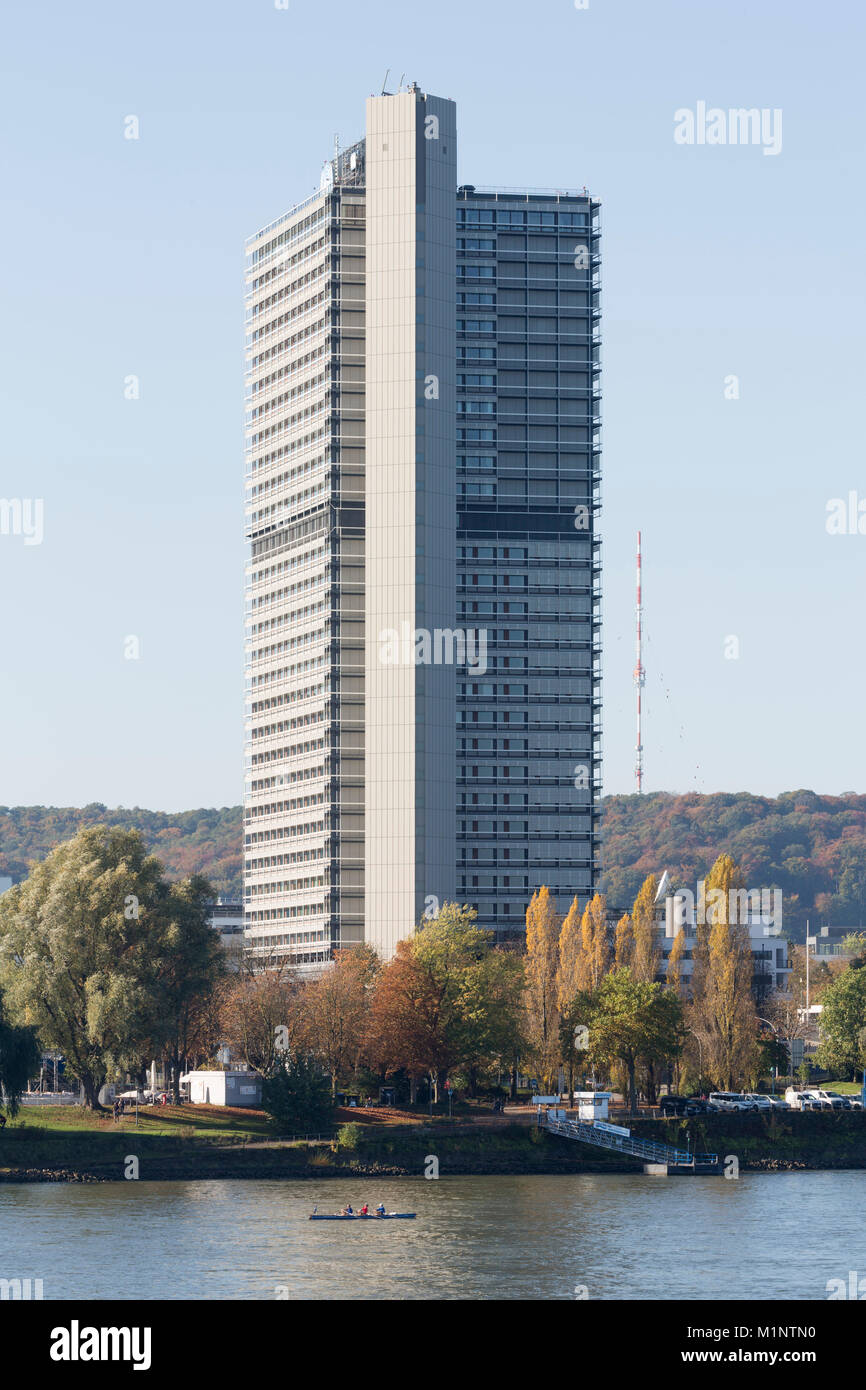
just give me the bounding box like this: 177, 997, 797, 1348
742, 1093, 773, 1112
804, 1089, 846, 1111
823, 1091, 852, 1110
658, 1094, 691, 1116
765, 1096, 791, 1111
683, 1098, 719, 1115
847, 1097, 863, 1110
709, 1092, 755, 1112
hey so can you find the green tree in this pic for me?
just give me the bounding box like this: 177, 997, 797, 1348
816, 966, 866, 1076
587, 968, 684, 1115
412, 903, 522, 1098
0, 826, 187, 1108
457, 941, 525, 1094
146, 874, 225, 1104
0, 989, 40, 1118
261, 1052, 334, 1134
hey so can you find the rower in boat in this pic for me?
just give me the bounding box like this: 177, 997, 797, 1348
376, 1202, 386, 1217
309, 1209, 416, 1219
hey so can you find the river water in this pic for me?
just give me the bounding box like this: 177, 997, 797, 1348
1, 1172, 862, 1300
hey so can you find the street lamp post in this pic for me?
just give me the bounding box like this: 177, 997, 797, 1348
688, 1032, 703, 1095
757, 1016, 780, 1095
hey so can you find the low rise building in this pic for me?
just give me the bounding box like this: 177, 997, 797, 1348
206, 899, 245, 969
653, 870, 792, 997
180, 1070, 262, 1108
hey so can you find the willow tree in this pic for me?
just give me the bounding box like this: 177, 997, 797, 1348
524, 887, 562, 1090
0, 827, 186, 1109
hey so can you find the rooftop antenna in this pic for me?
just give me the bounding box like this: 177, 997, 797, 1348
380, 68, 390, 96
634, 530, 646, 794
398, 73, 406, 91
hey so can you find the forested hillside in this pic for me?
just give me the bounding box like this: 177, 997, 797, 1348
0, 805, 243, 898
599, 790, 866, 940
3, 791, 866, 939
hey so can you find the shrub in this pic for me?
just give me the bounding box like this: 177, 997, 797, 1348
336, 1122, 363, 1151
261, 1053, 334, 1135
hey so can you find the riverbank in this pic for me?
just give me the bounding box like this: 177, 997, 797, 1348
2, 1108, 865, 1181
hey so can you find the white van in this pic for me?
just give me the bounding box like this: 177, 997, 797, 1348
784, 1087, 821, 1111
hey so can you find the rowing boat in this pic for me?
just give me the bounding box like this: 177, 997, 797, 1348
309, 1213, 416, 1221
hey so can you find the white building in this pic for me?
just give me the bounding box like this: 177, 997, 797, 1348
654, 871, 792, 996
181, 1070, 262, 1108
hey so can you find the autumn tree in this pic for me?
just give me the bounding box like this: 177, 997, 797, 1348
305, 945, 379, 1096
220, 958, 308, 1076
557, 897, 584, 1009
665, 925, 688, 997
631, 874, 661, 983
690, 854, 758, 1089
557, 893, 609, 1104
366, 905, 523, 1101
581, 893, 611, 991
524, 887, 562, 1089
614, 913, 633, 970
366, 935, 464, 1102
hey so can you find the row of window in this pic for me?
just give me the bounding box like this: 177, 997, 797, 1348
245, 791, 328, 817
457, 208, 590, 228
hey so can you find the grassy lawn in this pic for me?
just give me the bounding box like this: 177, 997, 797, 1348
3, 1104, 273, 1141
824, 1080, 865, 1096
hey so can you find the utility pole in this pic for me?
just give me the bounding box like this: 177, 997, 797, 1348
634, 531, 645, 793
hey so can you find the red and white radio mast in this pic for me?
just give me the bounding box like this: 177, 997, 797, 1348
633, 531, 645, 793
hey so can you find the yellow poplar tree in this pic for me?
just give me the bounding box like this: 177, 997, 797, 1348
691, 854, 757, 1089
631, 873, 661, 983
614, 913, 633, 970
524, 886, 562, 1089
581, 892, 611, 992
666, 925, 688, 997
556, 897, 583, 1010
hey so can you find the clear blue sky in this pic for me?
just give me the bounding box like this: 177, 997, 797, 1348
1, 0, 863, 810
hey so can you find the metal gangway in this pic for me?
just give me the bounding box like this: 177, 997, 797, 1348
544, 1112, 717, 1168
